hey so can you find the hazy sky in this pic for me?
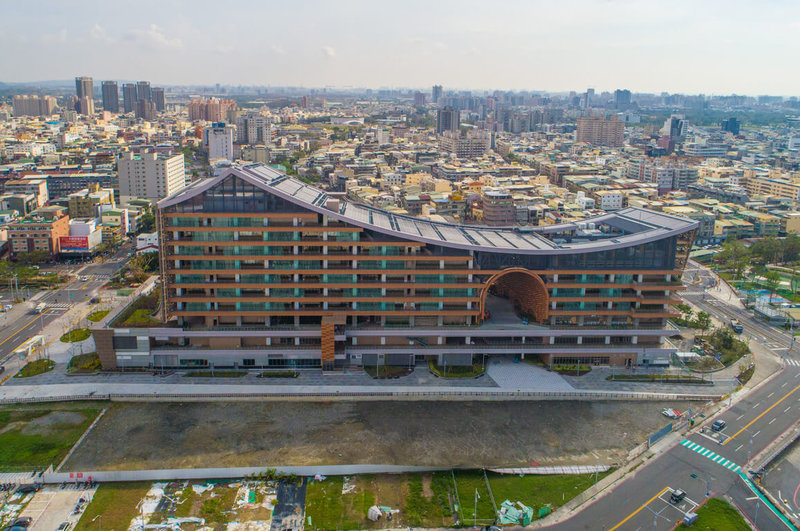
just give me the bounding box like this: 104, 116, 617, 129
2, 0, 799, 95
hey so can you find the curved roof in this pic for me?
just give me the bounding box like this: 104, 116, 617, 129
160, 163, 699, 256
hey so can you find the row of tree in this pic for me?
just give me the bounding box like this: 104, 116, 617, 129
714, 236, 800, 296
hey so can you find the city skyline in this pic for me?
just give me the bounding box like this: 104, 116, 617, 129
2, 0, 800, 96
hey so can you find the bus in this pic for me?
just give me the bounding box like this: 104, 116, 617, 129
33, 303, 47, 314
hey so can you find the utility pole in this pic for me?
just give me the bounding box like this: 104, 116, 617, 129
474, 488, 480, 525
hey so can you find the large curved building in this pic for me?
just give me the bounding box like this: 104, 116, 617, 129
95, 163, 698, 372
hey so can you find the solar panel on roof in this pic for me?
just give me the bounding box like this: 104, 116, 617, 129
417, 222, 442, 241
396, 217, 421, 237
371, 211, 393, 230
437, 225, 469, 244
483, 232, 509, 248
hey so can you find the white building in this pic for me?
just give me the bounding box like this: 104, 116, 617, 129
596, 191, 624, 211
136, 232, 159, 254
203, 122, 235, 161
118, 151, 186, 202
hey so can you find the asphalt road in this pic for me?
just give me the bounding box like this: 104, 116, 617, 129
0, 243, 134, 365
545, 262, 798, 530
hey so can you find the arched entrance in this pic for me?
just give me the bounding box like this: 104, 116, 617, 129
479, 268, 549, 324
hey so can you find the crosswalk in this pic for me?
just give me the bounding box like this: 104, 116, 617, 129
787, 359, 800, 367
45, 303, 72, 310
680, 439, 741, 472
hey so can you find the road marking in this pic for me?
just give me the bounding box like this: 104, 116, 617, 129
753, 403, 761, 409
736, 414, 745, 420
785, 407, 792, 413
768, 392, 776, 398
769, 418, 777, 425
0, 309, 51, 349
784, 382, 790, 388
723, 382, 800, 446
609, 486, 671, 531
680, 439, 742, 472
754, 430, 761, 437
735, 444, 744, 451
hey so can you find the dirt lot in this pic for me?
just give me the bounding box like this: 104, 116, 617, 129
64, 400, 697, 471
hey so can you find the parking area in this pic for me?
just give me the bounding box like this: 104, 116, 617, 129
639, 487, 701, 528
20, 485, 96, 531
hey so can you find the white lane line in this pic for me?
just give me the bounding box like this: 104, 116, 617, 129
736, 414, 745, 420
785, 406, 792, 413
768, 392, 775, 398
735, 444, 744, 452
769, 418, 777, 425
754, 403, 761, 409
754, 430, 761, 437
783, 382, 790, 388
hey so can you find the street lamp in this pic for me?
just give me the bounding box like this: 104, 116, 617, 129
689, 472, 710, 497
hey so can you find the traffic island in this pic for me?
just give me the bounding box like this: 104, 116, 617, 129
60, 328, 91, 343
14, 359, 55, 378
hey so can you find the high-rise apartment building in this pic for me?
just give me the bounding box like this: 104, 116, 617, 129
614, 89, 631, 108
187, 98, 237, 122
136, 81, 152, 102
90, 164, 698, 372
436, 106, 459, 134
118, 151, 186, 202
236, 111, 272, 145
122, 83, 138, 113
576, 115, 624, 147
101, 81, 119, 113
135, 99, 157, 121
414, 92, 426, 106
663, 115, 688, 141
481, 189, 514, 226
438, 130, 489, 159
75, 77, 94, 115
75, 77, 93, 101
627, 159, 699, 193
77, 96, 95, 116
203, 122, 235, 161
12, 95, 57, 117
432, 85, 443, 104
152, 88, 166, 112
236, 112, 272, 145
721, 117, 740, 135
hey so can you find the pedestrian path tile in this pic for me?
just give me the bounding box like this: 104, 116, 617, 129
680, 439, 741, 472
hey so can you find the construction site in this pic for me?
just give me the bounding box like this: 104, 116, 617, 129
62, 400, 697, 471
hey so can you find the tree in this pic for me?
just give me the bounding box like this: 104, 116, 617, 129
715, 240, 749, 280
764, 270, 782, 301
694, 311, 712, 332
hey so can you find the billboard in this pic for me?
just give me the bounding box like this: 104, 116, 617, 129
60, 236, 89, 251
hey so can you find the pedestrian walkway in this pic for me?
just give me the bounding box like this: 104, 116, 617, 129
486, 358, 574, 390
787, 359, 800, 367
44, 303, 72, 310
680, 439, 741, 472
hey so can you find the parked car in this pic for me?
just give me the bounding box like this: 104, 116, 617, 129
711, 419, 727, 432
57, 523, 71, 531
10, 517, 32, 527
670, 489, 687, 504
